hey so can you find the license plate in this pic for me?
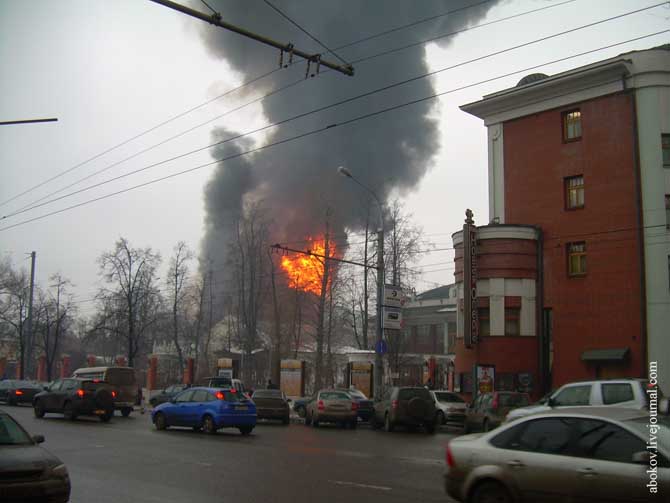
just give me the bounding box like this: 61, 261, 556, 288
94, 409, 106, 415
235, 405, 248, 411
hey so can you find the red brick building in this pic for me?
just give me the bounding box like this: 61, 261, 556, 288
453, 45, 670, 397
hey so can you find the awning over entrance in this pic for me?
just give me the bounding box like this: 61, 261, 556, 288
581, 348, 629, 362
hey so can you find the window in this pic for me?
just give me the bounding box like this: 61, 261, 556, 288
601, 383, 634, 405
191, 390, 209, 402
574, 420, 645, 463
563, 109, 582, 141
505, 308, 520, 335
175, 390, 194, 403
553, 384, 591, 406
663, 134, 670, 168
504, 418, 574, 455
567, 242, 587, 276
478, 308, 490, 336
565, 175, 584, 209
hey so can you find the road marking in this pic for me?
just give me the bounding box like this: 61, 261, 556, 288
197, 462, 213, 467
329, 480, 392, 491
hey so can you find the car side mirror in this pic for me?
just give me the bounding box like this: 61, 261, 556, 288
287, 398, 292, 403
547, 397, 556, 407
43, 386, 49, 391
659, 397, 669, 415
32, 435, 45, 444
632, 451, 650, 464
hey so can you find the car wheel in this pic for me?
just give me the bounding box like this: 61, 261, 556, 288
33, 401, 46, 418
483, 419, 490, 432
100, 410, 113, 423
154, 412, 167, 431
239, 425, 253, 436
202, 415, 217, 435
425, 418, 437, 435
121, 407, 132, 418
384, 413, 394, 432
282, 416, 290, 425
312, 415, 319, 428
7, 396, 16, 406
437, 411, 445, 425
463, 421, 471, 434
470, 480, 513, 503
305, 411, 312, 426
63, 402, 77, 421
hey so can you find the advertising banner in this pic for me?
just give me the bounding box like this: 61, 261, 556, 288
475, 364, 495, 395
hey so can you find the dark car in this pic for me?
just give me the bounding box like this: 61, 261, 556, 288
0, 380, 43, 405
252, 389, 290, 424
33, 378, 116, 422
152, 387, 256, 435
292, 397, 308, 418
149, 383, 191, 407
344, 389, 374, 422
464, 391, 530, 433
372, 386, 438, 434
0, 410, 71, 503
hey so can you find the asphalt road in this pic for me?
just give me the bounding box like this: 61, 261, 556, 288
2, 404, 458, 503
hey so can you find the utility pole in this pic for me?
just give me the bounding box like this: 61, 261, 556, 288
21, 251, 36, 379
149, 0, 354, 77
375, 225, 384, 400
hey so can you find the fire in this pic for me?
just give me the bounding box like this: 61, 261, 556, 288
280, 237, 336, 295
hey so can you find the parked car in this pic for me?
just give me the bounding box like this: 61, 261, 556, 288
0, 379, 43, 405
0, 410, 71, 503
506, 378, 658, 423
32, 378, 116, 422
464, 391, 530, 432
202, 376, 247, 395
252, 389, 290, 424
149, 383, 191, 407
152, 386, 256, 435
372, 386, 438, 434
445, 407, 670, 503
292, 397, 308, 418
72, 366, 137, 417
305, 389, 358, 429
344, 389, 374, 421
431, 390, 468, 427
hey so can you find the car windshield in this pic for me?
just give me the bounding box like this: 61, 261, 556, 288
348, 390, 367, 399
0, 414, 33, 445
398, 388, 431, 400
498, 393, 530, 407
320, 392, 350, 400
626, 416, 670, 450
435, 392, 464, 403
253, 390, 282, 399
13, 380, 38, 388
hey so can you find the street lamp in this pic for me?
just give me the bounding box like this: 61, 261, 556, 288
338, 166, 384, 400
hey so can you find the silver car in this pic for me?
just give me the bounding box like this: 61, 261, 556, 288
431, 390, 467, 427
445, 407, 669, 502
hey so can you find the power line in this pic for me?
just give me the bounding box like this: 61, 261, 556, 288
0, 0, 574, 210
262, 0, 350, 66
0, 30, 667, 232
4, 10, 663, 224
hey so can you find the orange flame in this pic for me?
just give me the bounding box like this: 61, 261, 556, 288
280, 237, 336, 295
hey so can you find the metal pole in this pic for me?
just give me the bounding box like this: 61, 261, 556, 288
0, 118, 58, 126
375, 224, 384, 400
148, 0, 354, 77
24, 251, 36, 379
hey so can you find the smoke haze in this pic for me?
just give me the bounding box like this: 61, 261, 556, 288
198, 0, 500, 275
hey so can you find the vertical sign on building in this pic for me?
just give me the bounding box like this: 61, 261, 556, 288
463, 209, 479, 347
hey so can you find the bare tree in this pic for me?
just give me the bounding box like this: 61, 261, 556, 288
97, 238, 162, 367
36, 274, 75, 380
0, 260, 30, 377
385, 199, 424, 289
167, 241, 194, 375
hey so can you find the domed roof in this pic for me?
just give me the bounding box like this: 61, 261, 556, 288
516, 73, 549, 87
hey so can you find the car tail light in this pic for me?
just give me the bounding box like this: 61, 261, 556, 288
15, 390, 24, 396
230, 388, 237, 393
318, 400, 325, 411
446, 444, 456, 468
76, 389, 84, 398
215, 391, 226, 400
111, 391, 117, 398
491, 394, 499, 410
351, 401, 359, 411
392, 400, 398, 410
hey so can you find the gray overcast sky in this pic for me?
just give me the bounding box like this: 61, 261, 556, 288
1, 0, 668, 315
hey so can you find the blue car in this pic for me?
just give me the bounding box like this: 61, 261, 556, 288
151, 387, 256, 435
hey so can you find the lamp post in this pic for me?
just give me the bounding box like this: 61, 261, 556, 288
338, 166, 384, 400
